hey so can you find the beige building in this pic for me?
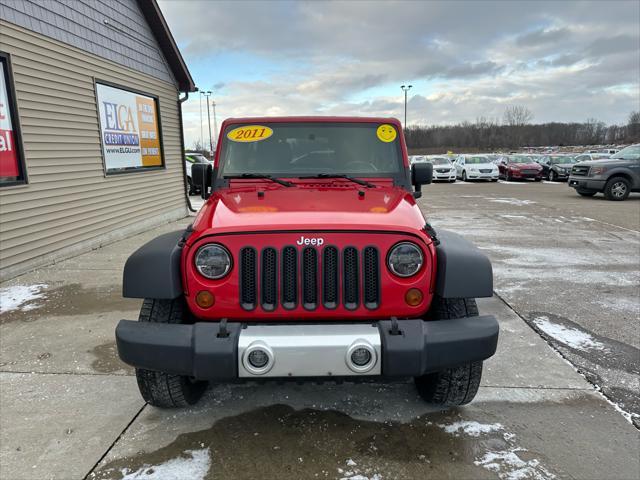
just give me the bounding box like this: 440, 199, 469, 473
0, 0, 195, 281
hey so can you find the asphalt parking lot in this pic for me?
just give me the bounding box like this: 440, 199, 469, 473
1, 181, 638, 480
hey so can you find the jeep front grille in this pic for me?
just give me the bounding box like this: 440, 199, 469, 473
240, 246, 380, 311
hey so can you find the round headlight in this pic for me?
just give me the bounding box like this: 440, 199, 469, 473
387, 242, 423, 277
195, 244, 232, 279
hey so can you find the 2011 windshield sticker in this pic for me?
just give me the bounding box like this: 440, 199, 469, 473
376, 124, 397, 143
227, 125, 273, 142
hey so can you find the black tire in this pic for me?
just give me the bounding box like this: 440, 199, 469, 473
135, 298, 207, 408
506, 171, 512, 181
415, 297, 483, 407
462, 170, 467, 182
576, 189, 596, 197
604, 176, 631, 201
491, 179, 498, 182
549, 170, 556, 182
187, 177, 197, 196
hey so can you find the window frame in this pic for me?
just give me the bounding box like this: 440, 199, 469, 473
0, 51, 28, 187
93, 79, 166, 177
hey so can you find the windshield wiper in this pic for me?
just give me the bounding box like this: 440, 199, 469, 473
224, 173, 294, 187
297, 174, 376, 188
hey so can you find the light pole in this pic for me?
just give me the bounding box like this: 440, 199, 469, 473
202, 90, 213, 158
211, 100, 218, 149
199, 91, 204, 151
400, 84, 412, 129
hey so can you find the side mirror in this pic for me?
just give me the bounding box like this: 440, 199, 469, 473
191, 163, 213, 199
411, 163, 432, 199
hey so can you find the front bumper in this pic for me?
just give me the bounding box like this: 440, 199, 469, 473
433, 171, 456, 181
116, 316, 499, 380
568, 177, 605, 191
467, 172, 499, 180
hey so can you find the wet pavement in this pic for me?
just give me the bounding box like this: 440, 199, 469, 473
421, 180, 640, 425
0, 183, 638, 480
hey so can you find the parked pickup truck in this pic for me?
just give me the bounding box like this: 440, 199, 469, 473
569, 144, 640, 200
116, 117, 499, 408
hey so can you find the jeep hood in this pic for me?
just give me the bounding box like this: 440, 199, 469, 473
192, 185, 427, 235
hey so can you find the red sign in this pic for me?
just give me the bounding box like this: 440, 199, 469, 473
0, 61, 20, 178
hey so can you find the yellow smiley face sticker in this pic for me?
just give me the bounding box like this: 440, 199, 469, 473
376, 124, 397, 143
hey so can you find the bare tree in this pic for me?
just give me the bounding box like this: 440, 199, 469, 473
503, 105, 534, 126
628, 111, 640, 142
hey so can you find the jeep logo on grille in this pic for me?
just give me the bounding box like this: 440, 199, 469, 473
296, 236, 324, 246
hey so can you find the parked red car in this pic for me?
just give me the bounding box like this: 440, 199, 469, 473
497, 155, 543, 181
116, 117, 498, 409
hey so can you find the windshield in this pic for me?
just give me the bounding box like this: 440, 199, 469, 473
428, 157, 450, 165
186, 153, 209, 163
611, 145, 640, 160
219, 122, 403, 177
508, 155, 531, 164
549, 156, 576, 165
464, 156, 490, 164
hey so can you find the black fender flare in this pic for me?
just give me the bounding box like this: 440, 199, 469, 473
122, 230, 185, 299
434, 229, 493, 298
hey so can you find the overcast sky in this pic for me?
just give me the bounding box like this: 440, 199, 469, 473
158, 0, 639, 149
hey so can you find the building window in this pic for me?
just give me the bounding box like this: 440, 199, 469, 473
95, 81, 165, 175
0, 52, 27, 187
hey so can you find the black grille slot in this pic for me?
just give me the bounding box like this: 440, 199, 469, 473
261, 248, 277, 311
363, 247, 380, 309
240, 247, 257, 310
302, 247, 318, 309
572, 165, 590, 176
343, 247, 359, 310
281, 246, 298, 309
322, 246, 339, 309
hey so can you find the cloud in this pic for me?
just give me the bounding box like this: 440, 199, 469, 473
158, 0, 640, 147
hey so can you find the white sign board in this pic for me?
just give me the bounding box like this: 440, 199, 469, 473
96, 83, 162, 173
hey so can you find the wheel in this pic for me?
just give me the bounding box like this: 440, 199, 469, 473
450, 178, 456, 183
491, 179, 498, 182
549, 170, 556, 182
534, 177, 542, 182
135, 298, 207, 408
462, 170, 467, 182
604, 176, 630, 201
506, 171, 512, 181
576, 189, 597, 197
414, 297, 483, 407
187, 177, 197, 196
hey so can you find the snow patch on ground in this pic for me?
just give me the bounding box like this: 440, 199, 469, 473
488, 197, 537, 206
500, 214, 528, 219
0, 284, 47, 313
119, 449, 211, 480
439, 421, 503, 437
338, 459, 382, 480
440, 420, 555, 479
474, 448, 556, 480
596, 297, 640, 315
533, 316, 605, 351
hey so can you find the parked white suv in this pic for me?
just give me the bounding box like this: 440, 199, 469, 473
425, 155, 456, 182
454, 154, 499, 182
185, 151, 212, 195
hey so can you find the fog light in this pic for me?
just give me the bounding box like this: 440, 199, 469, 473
196, 290, 215, 308
243, 342, 274, 375
248, 349, 269, 368
350, 347, 372, 367
346, 342, 377, 373
405, 288, 423, 306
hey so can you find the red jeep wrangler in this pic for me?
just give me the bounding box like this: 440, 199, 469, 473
116, 117, 498, 408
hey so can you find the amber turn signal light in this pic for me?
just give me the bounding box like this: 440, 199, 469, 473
196, 290, 215, 308
405, 288, 423, 306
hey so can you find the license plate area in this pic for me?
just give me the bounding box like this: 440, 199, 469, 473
237, 323, 382, 377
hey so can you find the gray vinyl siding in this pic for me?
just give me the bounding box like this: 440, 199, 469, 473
0, 20, 187, 280
0, 0, 176, 85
